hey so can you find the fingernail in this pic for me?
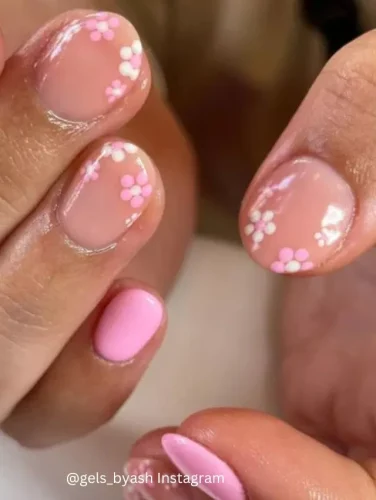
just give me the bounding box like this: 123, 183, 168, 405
162, 434, 246, 500
59, 140, 156, 250
240, 157, 355, 274
124, 458, 193, 499
36, 11, 144, 121
93, 289, 163, 363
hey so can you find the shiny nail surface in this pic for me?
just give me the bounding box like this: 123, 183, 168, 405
59, 140, 155, 250
93, 289, 163, 363
240, 157, 355, 274
36, 11, 144, 121
162, 434, 246, 500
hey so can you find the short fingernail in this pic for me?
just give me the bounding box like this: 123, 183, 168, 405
124, 458, 193, 499
240, 157, 355, 274
93, 289, 163, 363
162, 434, 246, 500
59, 140, 156, 250
36, 11, 144, 121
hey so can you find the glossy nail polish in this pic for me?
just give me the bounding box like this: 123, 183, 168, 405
162, 434, 246, 500
59, 140, 155, 250
93, 289, 163, 363
240, 157, 355, 274
36, 11, 144, 121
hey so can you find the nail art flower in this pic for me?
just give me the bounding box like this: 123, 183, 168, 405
81, 160, 100, 182
85, 12, 120, 41
119, 40, 143, 81
245, 210, 276, 249
121, 171, 152, 208
105, 80, 127, 103
102, 142, 138, 162
271, 248, 314, 274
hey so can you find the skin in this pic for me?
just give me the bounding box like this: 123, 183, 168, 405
128, 21, 376, 500
0, 0, 196, 446
3, 0, 376, 498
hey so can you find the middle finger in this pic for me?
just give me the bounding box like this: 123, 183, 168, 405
0, 8, 150, 239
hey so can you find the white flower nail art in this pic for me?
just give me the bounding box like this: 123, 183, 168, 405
245, 209, 276, 250
119, 40, 143, 81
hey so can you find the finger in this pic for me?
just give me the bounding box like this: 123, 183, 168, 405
239, 30, 376, 275
0, 137, 163, 420
2, 283, 167, 447
128, 410, 376, 500
0, 0, 102, 57
0, 8, 150, 240
125, 428, 208, 500
1, 88, 197, 446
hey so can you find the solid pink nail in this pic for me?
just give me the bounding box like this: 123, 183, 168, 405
94, 289, 163, 363
240, 157, 355, 274
162, 434, 246, 500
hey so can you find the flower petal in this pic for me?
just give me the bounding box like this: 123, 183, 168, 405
285, 260, 301, 273
252, 231, 264, 244
271, 261, 285, 273
136, 172, 148, 186
264, 222, 276, 235
250, 210, 261, 223
121, 189, 132, 201
262, 210, 274, 222
244, 224, 254, 236
295, 249, 309, 262
121, 175, 135, 188
131, 196, 144, 208
279, 247, 293, 263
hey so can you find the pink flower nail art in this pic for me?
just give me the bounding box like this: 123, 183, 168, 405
121, 171, 153, 208
271, 248, 314, 274
119, 40, 143, 81
85, 12, 120, 41
105, 80, 127, 103
80, 160, 100, 182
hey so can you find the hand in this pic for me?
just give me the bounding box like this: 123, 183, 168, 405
0, 4, 196, 448
124, 27, 376, 500
124, 409, 376, 499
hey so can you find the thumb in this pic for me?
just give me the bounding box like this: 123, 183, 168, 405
125, 409, 376, 499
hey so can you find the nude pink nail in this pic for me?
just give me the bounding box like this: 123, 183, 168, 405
59, 140, 156, 250
94, 289, 163, 363
36, 11, 144, 121
162, 434, 246, 500
240, 157, 355, 274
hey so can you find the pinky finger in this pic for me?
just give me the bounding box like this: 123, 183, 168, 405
2, 282, 166, 447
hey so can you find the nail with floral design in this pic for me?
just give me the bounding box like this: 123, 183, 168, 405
85, 12, 120, 41
36, 11, 146, 121
245, 209, 276, 250
59, 139, 156, 250
120, 40, 143, 81
121, 172, 153, 208
106, 80, 127, 103
240, 157, 355, 274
